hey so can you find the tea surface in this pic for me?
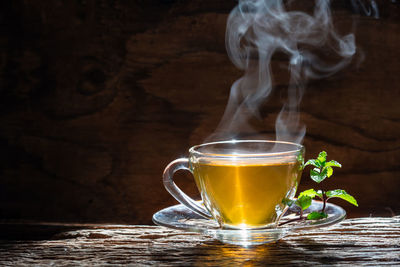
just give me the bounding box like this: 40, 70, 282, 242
193, 161, 301, 228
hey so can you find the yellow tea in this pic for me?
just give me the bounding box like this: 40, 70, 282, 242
192, 161, 301, 229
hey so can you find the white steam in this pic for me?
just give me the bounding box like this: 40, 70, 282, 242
209, 0, 356, 144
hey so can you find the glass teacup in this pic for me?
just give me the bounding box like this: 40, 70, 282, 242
163, 140, 304, 229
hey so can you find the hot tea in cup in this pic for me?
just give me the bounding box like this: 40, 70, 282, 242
163, 140, 304, 229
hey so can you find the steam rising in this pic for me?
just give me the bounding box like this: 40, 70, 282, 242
209, 0, 356, 144
351, 0, 379, 18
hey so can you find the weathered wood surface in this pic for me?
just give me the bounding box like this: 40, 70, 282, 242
0, 217, 399, 266
1, 1, 400, 224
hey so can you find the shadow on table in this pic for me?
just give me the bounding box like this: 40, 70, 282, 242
0, 223, 86, 241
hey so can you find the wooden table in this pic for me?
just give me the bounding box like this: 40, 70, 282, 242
0, 216, 399, 266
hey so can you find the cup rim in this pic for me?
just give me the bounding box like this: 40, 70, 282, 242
189, 140, 304, 158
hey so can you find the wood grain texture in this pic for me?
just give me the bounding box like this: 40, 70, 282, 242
0, 1, 399, 224
0, 216, 399, 266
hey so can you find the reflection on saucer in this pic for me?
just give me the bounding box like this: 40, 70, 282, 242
153, 200, 346, 246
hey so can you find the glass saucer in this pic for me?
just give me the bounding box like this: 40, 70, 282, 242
152, 200, 346, 246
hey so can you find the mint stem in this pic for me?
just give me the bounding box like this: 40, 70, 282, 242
279, 206, 306, 226
321, 190, 327, 213
279, 216, 305, 226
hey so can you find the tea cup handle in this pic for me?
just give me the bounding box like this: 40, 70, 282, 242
163, 158, 212, 219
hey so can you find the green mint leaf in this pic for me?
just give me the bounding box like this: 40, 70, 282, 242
295, 195, 312, 211
304, 159, 321, 168
310, 168, 328, 183
326, 166, 333, 178
319, 167, 328, 180
326, 189, 358, 207
325, 160, 342, 168
317, 151, 327, 166
310, 169, 320, 182
298, 189, 318, 199
307, 211, 328, 220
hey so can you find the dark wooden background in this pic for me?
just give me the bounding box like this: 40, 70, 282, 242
1, 0, 399, 224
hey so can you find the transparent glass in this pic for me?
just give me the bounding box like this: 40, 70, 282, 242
153, 200, 346, 246
163, 140, 304, 230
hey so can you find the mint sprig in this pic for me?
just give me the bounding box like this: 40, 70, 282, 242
304, 151, 342, 183
280, 151, 358, 226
